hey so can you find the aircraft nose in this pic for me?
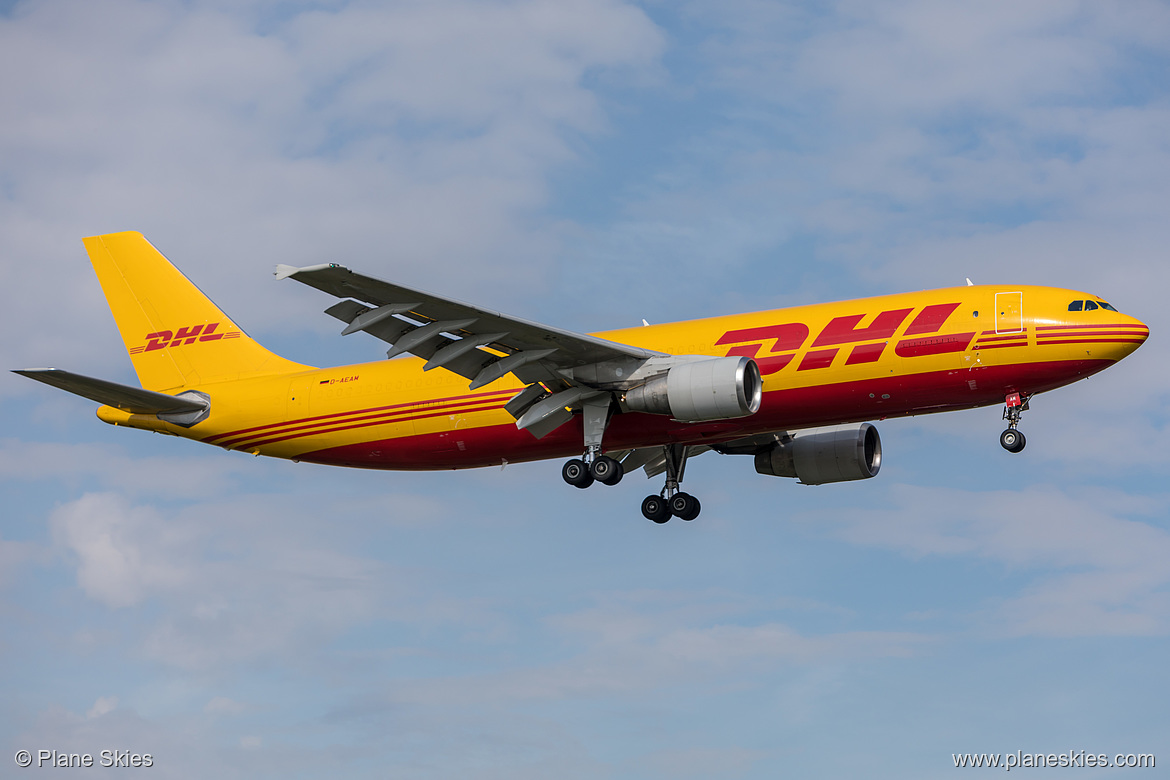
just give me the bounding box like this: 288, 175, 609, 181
1113, 313, 1149, 359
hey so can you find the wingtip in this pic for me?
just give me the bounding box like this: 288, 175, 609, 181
275, 262, 345, 280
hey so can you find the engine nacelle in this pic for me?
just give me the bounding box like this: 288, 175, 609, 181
623, 356, 762, 422
754, 423, 882, 485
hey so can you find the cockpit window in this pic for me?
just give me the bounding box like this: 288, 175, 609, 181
1098, 301, 1118, 311
1084, 300, 1099, 311
1068, 300, 1084, 311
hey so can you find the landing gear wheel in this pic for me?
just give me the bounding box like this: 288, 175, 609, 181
590, 455, 624, 486
562, 459, 594, 488
999, 428, 1026, 453
641, 495, 670, 524
669, 492, 701, 521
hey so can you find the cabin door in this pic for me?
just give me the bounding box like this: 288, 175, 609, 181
995, 291, 1023, 334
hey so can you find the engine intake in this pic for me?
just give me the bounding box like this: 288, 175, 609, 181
623, 356, 762, 422
755, 423, 882, 485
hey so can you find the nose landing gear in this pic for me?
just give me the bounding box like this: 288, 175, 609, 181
999, 391, 1029, 453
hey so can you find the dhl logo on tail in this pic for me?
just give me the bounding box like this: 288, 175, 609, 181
128, 322, 242, 353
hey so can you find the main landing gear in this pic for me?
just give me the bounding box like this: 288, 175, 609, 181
558, 393, 701, 523
562, 454, 624, 488
640, 444, 700, 524
561, 393, 625, 489
999, 391, 1029, 453
561, 446, 701, 524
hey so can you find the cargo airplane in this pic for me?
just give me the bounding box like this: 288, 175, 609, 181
15, 232, 1149, 523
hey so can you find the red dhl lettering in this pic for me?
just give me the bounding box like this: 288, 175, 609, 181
199, 322, 223, 341
811, 308, 912, 347
903, 303, 962, 335
716, 323, 809, 375
143, 330, 172, 352
845, 342, 886, 365
799, 349, 837, 370
170, 324, 204, 346
136, 322, 227, 353
716, 302, 963, 372
715, 323, 809, 353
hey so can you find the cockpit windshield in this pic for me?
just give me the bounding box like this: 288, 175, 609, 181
1068, 299, 1119, 312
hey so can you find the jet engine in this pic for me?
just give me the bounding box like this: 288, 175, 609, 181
623, 356, 762, 422
754, 423, 882, 485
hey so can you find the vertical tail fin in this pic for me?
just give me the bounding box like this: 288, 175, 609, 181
84, 231, 310, 391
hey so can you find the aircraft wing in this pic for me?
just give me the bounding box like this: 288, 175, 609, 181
276, 263, 664, 391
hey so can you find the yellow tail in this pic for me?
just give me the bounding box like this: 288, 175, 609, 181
84, 231, 310, 391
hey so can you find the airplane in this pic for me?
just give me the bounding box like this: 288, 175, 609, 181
15, 232, 1149, 523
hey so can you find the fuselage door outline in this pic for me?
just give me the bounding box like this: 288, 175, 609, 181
995, 292, 1024, 335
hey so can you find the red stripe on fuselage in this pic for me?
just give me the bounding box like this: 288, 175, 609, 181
1036, 323, 1145, 331
241, 402, 507, 450
219, 397, 511, 450
203, 387, 517, 444
975, 333, 1030, 343
1037, 338, 1147, 346
974, 341, 1028, 350
1033, 331, 1148, 338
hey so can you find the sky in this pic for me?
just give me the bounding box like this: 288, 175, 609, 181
2, 0, 1169, 777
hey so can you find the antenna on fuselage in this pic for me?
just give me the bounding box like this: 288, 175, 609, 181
965, 278, 974, 286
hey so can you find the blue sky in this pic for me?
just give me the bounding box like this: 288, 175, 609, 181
2, 1, 1168, 777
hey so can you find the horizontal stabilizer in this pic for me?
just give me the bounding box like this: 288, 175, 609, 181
13, 368, 208, 415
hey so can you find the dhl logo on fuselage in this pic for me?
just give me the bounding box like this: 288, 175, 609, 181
127, 322, 241, 354
716, 302, 968, 373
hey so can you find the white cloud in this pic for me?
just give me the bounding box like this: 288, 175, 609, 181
50, 493, 190, 608
43, 486, 467, 670
86, 695, 118, 719
821, 484, 1170, 636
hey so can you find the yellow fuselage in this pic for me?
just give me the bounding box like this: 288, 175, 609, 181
97, 284, 1148, 470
